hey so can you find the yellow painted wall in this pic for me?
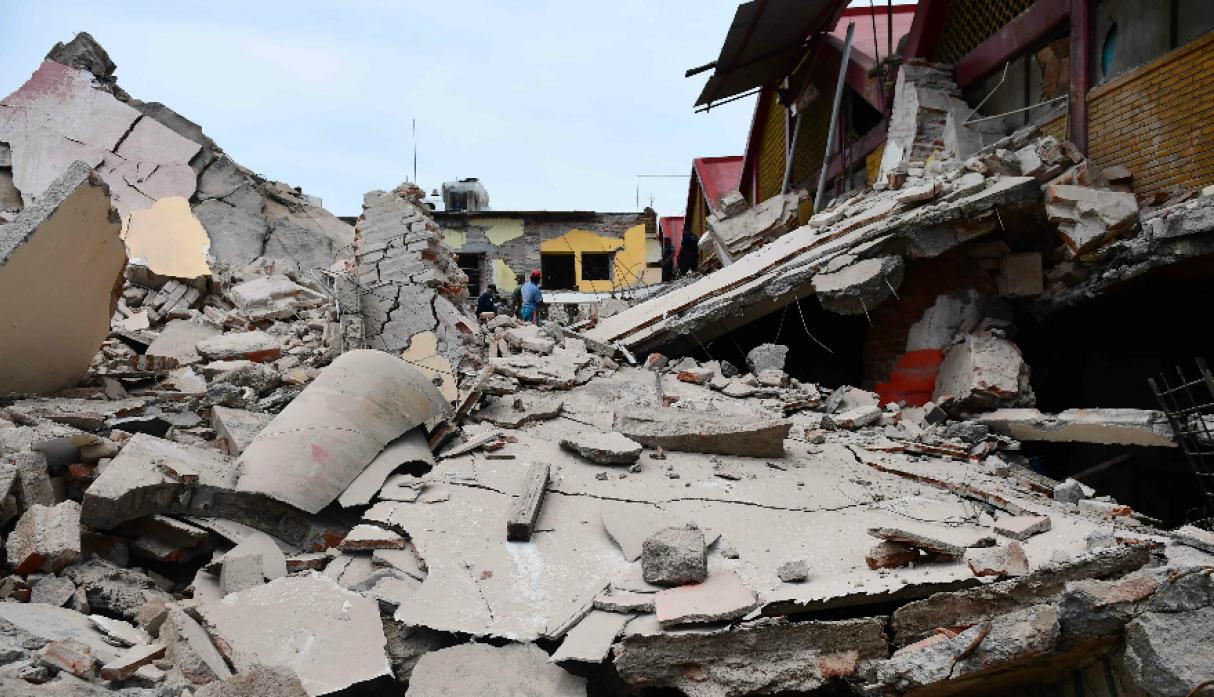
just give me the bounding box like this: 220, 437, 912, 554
478, 218, 525, 245
493, 258, 518, 292
538, 224, 649, 292
442, 229, 466, 249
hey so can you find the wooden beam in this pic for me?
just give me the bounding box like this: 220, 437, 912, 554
955, 0, 1070, 87
506, 462, 550, 542
901, 0, 952, 60
1070, 0, 1092, 154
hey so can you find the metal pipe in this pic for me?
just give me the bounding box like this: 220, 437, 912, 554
780, 108, 804, 195
813, 22, 854, 214
694, 87, 762, 113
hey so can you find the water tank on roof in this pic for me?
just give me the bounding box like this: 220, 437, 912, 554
441, 178, 490, 212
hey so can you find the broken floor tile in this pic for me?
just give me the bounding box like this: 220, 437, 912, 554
551, 610, 633, 663
340, 524, 406, 551
594, 587, 656, 613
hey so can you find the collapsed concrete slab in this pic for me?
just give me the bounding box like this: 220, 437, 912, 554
81, 433, 340, 549
235, 349, 448, 514
700, 189, 804, 269
977, 407, 1176, 447
0, 161, 125, 393
198, 574, 390, 696
810, 254, 904, 315
337, 429, 433, 509
1045, 184, 1139, 256
655, 570, 757, 626
614, 409, 791, 457
613, 617, 887, 697
405, 643, 586, 696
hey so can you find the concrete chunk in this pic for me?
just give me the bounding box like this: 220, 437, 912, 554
933, 332, 1034, 414
811, 255, 904, 316
1045, 184, 1138, 256
198, 574, 391, 696
38, 637, 96, 678
161, 606, 232, 685
1124, 608, 1214, 696
641, 526, 707, 586
405, 643, 585, 696
615, 409, 791, 458
210, 407, 273, 456
995, 515, 1051, 541
195, 331, 282, 363
559, 430, 643, 465
0, 161, 126, 393
196, 666, 309, 697
965, 542, 1029, 577
745, 343, 788, 374
655, 570, 757, 626
868, 526, 964, 558
99, 642, 165, 681
6, 501, 81, 574
236, 349, 449, 514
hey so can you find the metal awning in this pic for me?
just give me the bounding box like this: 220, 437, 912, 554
692, 0, 843, 108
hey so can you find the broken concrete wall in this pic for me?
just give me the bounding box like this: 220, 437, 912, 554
0, 33, 352, 276
0, 161, 126, 393
700, 188, 805, 270
355, 185, 479, 400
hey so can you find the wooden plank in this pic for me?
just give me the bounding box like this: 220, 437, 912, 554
506, 462, 550, 542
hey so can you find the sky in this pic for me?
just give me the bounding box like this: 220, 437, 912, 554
0, 1, 766, 217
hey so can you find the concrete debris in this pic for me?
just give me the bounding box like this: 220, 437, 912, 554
405, 643, 585, 696
196, 666, 310, 697
745, 344, 788, 374
559, 430, 643, 465
0, 162, 125, 394
0, 25, 1208, 697
1045, 184, 1139, 256
641, 526, 707, 586
198, 574, 390, 696
933, 331, 1035, 414
965, 541, 1029, 577
236, 349, 448, 513
615, 409, 791, 457
810, 254, 904, 315
7, 501, 82, 574
977, 407, 1176, 447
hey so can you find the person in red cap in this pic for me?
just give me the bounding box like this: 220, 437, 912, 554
520, 269, 543, 324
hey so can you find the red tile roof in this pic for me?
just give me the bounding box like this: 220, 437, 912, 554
659, 216, 685, 257
693, 156, 745, 214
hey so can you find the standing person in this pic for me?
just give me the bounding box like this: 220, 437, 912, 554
510, 272, 525, 318
661, 238, 676, 282
476, 283, 499, 316
678, 228, 699, 277
520, 270, 543, 324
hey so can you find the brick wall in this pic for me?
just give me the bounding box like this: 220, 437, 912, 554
1038, 113, 1067, 142
1087, 30, 1214, 194
861, 250, 998, 387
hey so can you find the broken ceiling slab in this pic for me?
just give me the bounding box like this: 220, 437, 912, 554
810, 254, 904, 315
474, 393, 564, 429
976, 408, 1176, 448
197, 574, 391, 696
613, 616, 887, 696
405, 643, 586, 696
337, 429, 433, 508
235, 349, 449, 514
123, 195, 211, 282
81, 432, 339, 549
614, 409, 791, 457
0, 161, 126, 394
490, 353, 594, 390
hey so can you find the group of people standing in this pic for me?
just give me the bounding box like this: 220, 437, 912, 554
476, 270, 544, 324
661, 228, 700, 283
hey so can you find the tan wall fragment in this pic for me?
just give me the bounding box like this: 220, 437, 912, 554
122, 196, 211, 280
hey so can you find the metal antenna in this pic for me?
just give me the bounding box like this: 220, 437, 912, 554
411, 119, 418, 184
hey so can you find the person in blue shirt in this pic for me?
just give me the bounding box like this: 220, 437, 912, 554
520, 270, 543, 324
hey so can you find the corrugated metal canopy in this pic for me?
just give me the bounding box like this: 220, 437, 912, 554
694, 0, 842, 107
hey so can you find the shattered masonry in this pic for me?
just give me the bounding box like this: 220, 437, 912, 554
0, 10, 1211, 697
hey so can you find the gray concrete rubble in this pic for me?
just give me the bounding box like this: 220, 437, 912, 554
405, 643, 585, 696
0, 162, 126, 394
235, 349, 448, 514
615, 409, 792, 457
0, 26, 1211, 697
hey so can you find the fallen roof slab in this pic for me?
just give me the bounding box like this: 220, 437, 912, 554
198, 574, 391, 696
614, 409, 791, 457
976, 408, 1176, 448
0, 161, 126, 394
236, 349, 449, 514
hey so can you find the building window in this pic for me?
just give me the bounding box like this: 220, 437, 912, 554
457, 253, 483, 295
581, 252, 611, 282
541, 253, 576, 290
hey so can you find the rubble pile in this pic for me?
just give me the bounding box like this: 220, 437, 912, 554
0, 30, 1212, 697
